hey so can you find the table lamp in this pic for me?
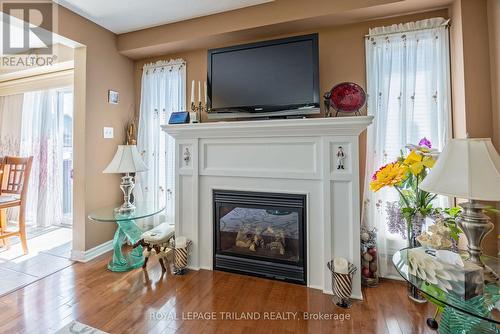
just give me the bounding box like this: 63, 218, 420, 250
103, 145, 148, 213
419, 138, 500, 267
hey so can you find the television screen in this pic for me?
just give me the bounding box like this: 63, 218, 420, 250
208, 34, 319, 112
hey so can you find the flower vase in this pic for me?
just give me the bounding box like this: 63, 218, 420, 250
407, 214, 427, 303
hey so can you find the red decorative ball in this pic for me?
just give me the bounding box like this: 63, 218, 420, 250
368, 247, 377, 257
362, 267, 371, 278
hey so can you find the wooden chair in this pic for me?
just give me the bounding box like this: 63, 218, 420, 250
0, 156, 33, 254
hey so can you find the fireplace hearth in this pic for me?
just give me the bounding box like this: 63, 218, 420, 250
213, 190, 306, 285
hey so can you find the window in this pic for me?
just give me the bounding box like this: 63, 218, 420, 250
137, 60, 186, 227
363, 18, 451, 278
20, 87, 74, 227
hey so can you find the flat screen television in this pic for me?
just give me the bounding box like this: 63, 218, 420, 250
207, 34, 319, 114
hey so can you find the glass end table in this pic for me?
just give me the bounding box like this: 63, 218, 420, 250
393, 248, 500, 334
89, 202, 165, 272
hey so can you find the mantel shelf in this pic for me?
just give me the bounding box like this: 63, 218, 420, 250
162, 116, 374, 139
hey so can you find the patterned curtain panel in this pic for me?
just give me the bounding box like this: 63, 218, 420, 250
137, 59, 186, 228
363, 18, 452, 278
20, 90, 65, 227
0, 94, 24, 156
0, 94, 24, 223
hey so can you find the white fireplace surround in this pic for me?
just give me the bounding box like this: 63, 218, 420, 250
162, 116, 373, 299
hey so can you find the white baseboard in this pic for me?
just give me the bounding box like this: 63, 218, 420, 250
70, 240, 113, 263
197, 266, 210, 271
351, 292, 363, 300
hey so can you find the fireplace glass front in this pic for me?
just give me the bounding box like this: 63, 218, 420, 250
214, 190, 306, 284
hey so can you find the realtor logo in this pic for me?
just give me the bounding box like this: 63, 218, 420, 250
1, 1, 53, 55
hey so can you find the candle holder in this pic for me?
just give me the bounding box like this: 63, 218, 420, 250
190, 101, 208, 123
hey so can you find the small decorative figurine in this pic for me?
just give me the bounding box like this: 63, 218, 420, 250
336, 146, 345, 170
126, 120, 137, 145
183, 147, 191, 166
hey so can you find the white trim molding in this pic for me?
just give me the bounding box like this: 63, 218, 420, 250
70, 239, 113, 263
0, 61, 74, 96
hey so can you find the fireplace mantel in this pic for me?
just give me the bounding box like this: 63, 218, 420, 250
162, 116, 373, 299
163, 116, 373, 139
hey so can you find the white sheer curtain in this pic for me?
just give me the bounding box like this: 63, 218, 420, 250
20, 89, 64, 227
0, 94, 24, 156
363, 18, 452, 278
0, 94, 24, 223
137, 59, 186, 227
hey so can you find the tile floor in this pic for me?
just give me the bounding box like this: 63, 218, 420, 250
0, 225, 73, 297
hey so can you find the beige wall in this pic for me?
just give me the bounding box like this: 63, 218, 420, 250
489, 0, 500, 151
488, 0, 500, 255
134, 9, 449, 214
461, 0, 493, 139
57, 6, 135, 250
449, 0, 497, 255
1, 1, 494, 253
56, 1, 500, 254
449, 0, 467, 139
450, 0, 494, 141
134, 9, 449, 119
119, 0, 405, 59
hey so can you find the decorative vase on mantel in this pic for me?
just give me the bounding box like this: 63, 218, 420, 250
406, 213, 427, 303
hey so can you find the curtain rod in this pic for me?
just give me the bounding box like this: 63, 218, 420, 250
365, 19, 450, 38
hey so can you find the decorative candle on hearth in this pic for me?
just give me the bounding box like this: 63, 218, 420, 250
173, 236, 192, 274
333, 257, 348, 274
175, 236, 187, 249
191, 80, 195, 103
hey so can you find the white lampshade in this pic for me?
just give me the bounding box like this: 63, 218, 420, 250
103, 145, 148, 174
419, 138, 500, 201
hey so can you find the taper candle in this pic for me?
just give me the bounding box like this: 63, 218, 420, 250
190, 80, 195, 103
198, 81, 201, 103
204, 81, 207, 104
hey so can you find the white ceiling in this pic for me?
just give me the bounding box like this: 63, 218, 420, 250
56, 0, 273, 34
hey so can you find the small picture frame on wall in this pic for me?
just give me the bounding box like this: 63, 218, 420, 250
108, 90, 119, 104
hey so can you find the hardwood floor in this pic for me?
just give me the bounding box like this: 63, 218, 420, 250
0, 252, 436, 334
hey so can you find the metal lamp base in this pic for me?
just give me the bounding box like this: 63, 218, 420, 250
115, 173, 136, 214
114, 204, 135, 213
457, 201, 494, 267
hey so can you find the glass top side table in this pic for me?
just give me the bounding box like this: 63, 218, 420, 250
88, 201, 165, 272
393, 248, 500, 334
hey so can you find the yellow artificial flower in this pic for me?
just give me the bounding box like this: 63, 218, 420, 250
403, 150, 435, 175
370, 162, 408, 192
